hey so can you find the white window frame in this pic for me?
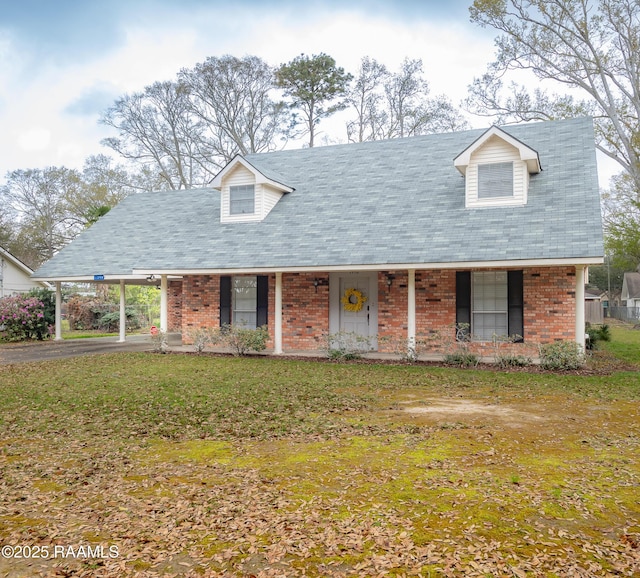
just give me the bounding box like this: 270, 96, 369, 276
232, 276, 258, 328
230, 184, 255, 215
478, 162, 514, 199
472, 271, 508, 341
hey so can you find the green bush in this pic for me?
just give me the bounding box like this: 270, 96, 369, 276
443, 351, 479, 368
495, 354, 532, 368
586, 323, 611, 350
222, 324, 269, 356
98, 308, 141, 332
539, 340, 585, 370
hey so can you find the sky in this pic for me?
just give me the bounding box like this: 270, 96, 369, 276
0, 0, 616, 186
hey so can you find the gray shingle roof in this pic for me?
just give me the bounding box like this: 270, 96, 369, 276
33, 117, 603, 280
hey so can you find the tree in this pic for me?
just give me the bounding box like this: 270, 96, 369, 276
65, 155, 134, 228
0, 167, 82, 266
383, 58, 468, 138
466, 0, 640, 193
276, 53, 353, 147
180, 55, 289, 160
346, 57, 390, 142
346, 57, 468, 142
101, 80, 211, 190
602, 171, 640, 269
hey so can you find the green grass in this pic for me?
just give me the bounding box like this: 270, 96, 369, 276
602, 322, 640, 365
0, 325, 639, 576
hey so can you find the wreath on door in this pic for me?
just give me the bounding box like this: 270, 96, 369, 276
341, 288, 368, 312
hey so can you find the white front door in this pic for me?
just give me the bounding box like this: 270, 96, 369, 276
329, 272, 378, 350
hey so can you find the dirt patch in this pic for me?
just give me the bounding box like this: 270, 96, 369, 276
403, 398, 544, 419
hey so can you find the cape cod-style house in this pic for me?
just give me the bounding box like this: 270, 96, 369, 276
33, 117, 604, 354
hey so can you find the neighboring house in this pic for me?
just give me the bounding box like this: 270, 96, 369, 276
0, 246, 50, 297
33, 117, 604, 353
621, 270, 640, 309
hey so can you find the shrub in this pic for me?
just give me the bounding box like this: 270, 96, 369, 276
586, 323, 611, 350
323, 331, 372, 360
27, 288, 55, 329
187, 327, 222, 353
443, 351, 479, 368
150, 326, 168, 353
183, 325, 269, 356
97, 308, 141, 332
222, 324, 269, 356
0, 294, 49, 341
539, 340, 585, 370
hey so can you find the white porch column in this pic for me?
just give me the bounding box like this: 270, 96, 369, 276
575, 265, 586, 350
160, 275, 168, 333
274, 271, 283, 354
54, 281, 62, 341
118, 280, 126, 342
407, 269, 416, 355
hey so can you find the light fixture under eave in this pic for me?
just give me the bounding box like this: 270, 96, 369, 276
146, 275, 156, 282
385, 273, 395, 291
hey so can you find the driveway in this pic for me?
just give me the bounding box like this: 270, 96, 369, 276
0, 334, 165, 364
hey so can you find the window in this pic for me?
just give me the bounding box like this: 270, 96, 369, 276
472, 271, 508, 340
456, 270, 524, 342
232, 276, 257, 327
220, 275, 268, 329
230, 184, 255, 215
478, 162, 513, 199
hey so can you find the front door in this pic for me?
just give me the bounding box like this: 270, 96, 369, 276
329, 272, 378, 350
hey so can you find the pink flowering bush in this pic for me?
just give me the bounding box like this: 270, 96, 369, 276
0, 295, 49, 341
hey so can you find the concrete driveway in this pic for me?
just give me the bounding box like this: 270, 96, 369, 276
0, 334, 159, 365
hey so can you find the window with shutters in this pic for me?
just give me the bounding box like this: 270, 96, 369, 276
456, 270, 524, 342
232, 276, 258, 327
220, 275, 268, 329
472, 271, 508, 340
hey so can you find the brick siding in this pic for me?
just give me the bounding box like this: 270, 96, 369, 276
169, 267, 578, 352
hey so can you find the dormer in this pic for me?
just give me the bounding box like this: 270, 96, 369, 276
211, 155, 294, 223
454, 126, 541, 209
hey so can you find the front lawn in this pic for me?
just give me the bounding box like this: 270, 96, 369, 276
0, 332, 639, 576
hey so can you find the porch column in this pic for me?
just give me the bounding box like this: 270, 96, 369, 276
160, 275, 168, 333
274, 271, 283, 354
407, 269, 416, 355
575, 265, 586, 350
118, 280, 126, 342
54, 281, 62, 341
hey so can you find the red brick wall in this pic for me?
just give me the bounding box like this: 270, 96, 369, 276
167, 280, 182, 332
524, 266, 576, 342
180, 275, 220, 340
168, 267, 578, 352
282, 273, 330, 350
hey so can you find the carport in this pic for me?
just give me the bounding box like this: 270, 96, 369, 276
40, 274, 177, 342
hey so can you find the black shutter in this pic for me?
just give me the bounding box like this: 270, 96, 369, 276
508, 270, 524, 342
220, 276, 231, 326
456, 271, 471, 340
256, 275, 268, 327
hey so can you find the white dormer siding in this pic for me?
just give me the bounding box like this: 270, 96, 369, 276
454, 126, 541, 210
220, 164, 285, 223
214, 155, 294, 223
466, 136, 528, 208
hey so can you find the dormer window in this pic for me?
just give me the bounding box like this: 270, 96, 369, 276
454, 126, 541, 209
230, 185, 255, 215
478, 162, 513, 199
212, 155, 294, 223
